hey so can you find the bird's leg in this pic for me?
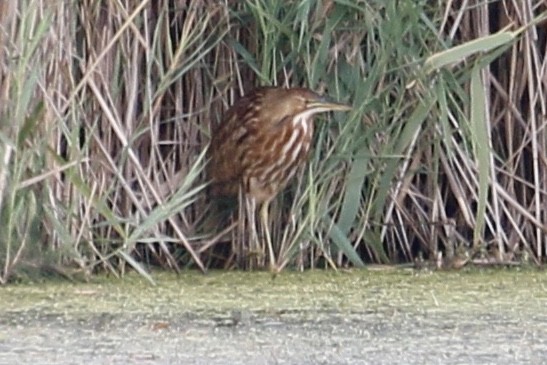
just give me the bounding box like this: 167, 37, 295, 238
260, 200, 277, 272
245, 196, 259, 268
236, 188, 248, 268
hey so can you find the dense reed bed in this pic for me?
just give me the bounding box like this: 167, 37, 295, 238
0, 1, 545, 282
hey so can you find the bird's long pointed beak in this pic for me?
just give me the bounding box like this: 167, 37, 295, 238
309, 96, 352, 112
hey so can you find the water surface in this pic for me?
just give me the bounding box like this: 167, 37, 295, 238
1, 269, 545, 364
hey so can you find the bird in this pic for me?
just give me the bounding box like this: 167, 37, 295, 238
208, 86, 351, 271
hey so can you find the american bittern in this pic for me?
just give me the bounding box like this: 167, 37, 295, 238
209, 86, 351, 270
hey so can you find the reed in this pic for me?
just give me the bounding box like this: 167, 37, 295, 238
0, 1, 545, 281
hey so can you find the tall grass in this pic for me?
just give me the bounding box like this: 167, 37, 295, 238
0, 0, 545, 282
